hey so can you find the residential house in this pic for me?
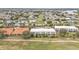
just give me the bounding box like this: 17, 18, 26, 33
0, 27, 29, 35
54, 26, 79, 32
12, 27, 29, 35
30, 28, 56, 37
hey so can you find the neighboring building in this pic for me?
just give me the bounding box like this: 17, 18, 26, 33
12, 27, 29, 35
0, 28, 13, 35
29, 20, 36, 23
5, 20, 29, 27
16, 20, 28, 27
54, 26, 79, 32
30, 28, 56, 37
0, 27, 29, 35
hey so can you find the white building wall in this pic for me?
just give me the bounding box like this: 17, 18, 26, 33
54, 26, 78, 32
30, 28, 56, 35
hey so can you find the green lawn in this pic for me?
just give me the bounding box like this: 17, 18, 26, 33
0, 41, 79, 50
27, 37, 79, 41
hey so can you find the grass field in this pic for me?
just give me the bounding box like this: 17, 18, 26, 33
0, 38, 79, 49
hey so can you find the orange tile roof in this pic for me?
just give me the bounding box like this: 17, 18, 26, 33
0, 27, 29, 35
12, 27, 29, 35
1, 28, 13, 35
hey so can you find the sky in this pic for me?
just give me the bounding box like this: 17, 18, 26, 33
0, 0, 78, 8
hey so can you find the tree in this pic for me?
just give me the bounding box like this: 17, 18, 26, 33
59, 29, 67, 37
66, 32, 76, 39
0, 20, 4, 28
35, 14, 45, 27
46, 20, 53, 27
77, 10, 79, 16
72, 32, 76, 39
11, 15, 19, 20
22, 31, 31, 39
0, 31, 6, 39
0, 33, 6, 39
76, 31, 79, 38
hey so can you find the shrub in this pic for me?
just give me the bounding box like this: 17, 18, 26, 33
22, 31, 31, 39
0, 33, 6, 39
76, 31, 79, 38
59, 29, 67, 37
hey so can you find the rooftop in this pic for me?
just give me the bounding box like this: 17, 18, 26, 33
0, 27, 29, 35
